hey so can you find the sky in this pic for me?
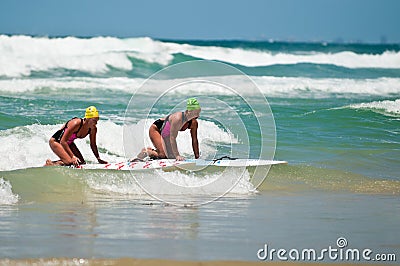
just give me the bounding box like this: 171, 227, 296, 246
1, 0, 400, 43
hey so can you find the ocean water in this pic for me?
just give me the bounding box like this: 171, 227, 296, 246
0, 35, 399, 262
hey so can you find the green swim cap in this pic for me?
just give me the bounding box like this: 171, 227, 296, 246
187, 98, 201, 111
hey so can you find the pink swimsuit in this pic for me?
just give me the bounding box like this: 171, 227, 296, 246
52, 117, 83, 145
161, 121, 171, 138
67, 133, 78, 145
160, 112, 192, 138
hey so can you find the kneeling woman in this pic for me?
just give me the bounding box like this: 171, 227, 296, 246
136, 98, 201, 161
46, 106, 108, 166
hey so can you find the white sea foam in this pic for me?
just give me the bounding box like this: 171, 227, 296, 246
0, 35, 135, 77
1, 35, 399, 77
250, 76, 400, 98
163, 42, 400, 68
350, 99, 400, 116
0, 77, 143, 93
0, 178, 19, 204
84, 167, 255, 198
1, 76, 399, 98
154, 167, 255, 194
0, 119, 234, 171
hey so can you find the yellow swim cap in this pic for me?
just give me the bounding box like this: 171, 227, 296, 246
85, 106, 99, 119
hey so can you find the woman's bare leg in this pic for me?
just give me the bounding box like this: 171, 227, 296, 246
149, 125, 166, 158
47, 138, 72, 165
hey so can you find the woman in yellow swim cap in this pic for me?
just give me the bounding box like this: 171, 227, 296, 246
46, 106, 108, 166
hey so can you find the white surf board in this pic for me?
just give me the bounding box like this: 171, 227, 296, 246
74, 158, 287, 171
193, 159, 287, 167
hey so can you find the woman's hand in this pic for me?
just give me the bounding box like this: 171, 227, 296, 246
71, 156, 81, 166
175, 155, 185, 161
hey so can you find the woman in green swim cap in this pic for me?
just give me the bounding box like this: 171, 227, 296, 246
135, 98, 201, 161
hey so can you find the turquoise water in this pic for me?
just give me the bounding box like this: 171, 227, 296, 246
0, 35, 399, 261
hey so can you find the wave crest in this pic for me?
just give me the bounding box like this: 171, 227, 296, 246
1, 76, 400, 98
1, 35, 400, 78
350, 99, 400, 116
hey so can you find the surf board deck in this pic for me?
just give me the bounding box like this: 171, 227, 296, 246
74, 158, 287, 171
